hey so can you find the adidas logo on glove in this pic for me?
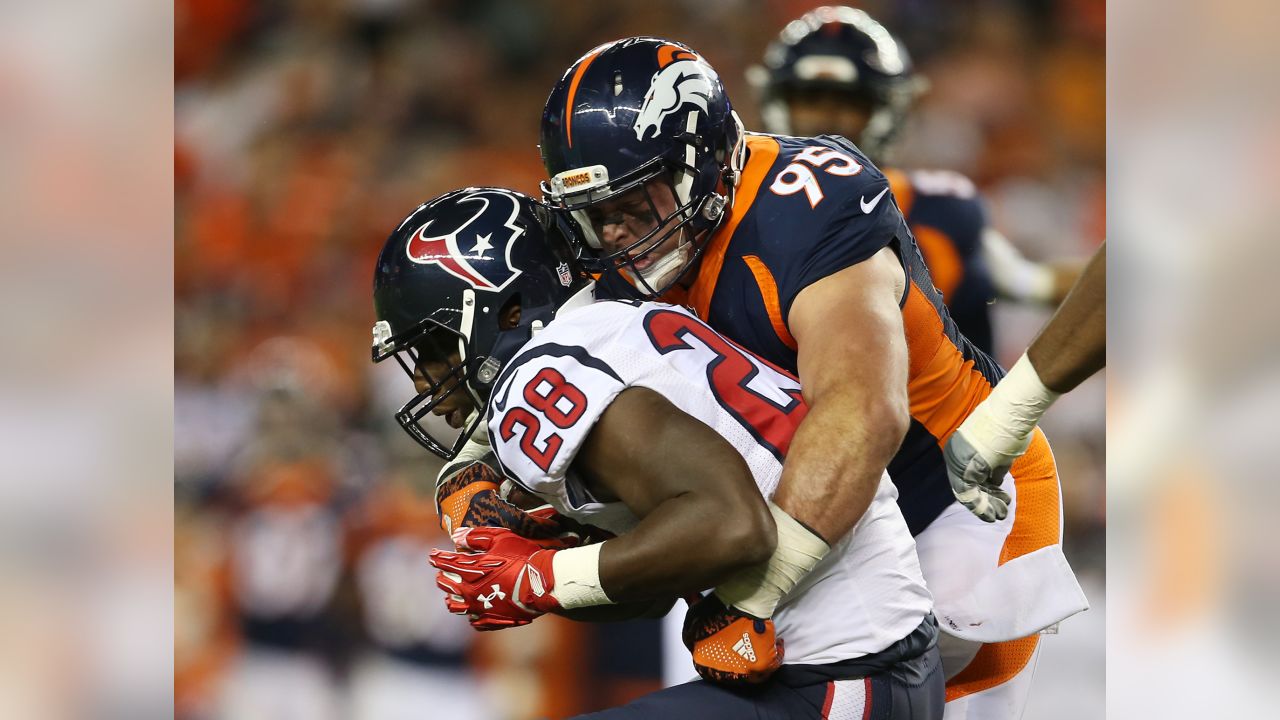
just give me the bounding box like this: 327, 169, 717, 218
732, 632, 757, 662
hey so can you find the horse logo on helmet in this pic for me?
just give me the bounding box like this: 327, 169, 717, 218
633, 45, 717, 142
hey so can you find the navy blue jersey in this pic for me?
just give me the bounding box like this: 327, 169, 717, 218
629, 133, 1007, 534
885, 169, 997, 356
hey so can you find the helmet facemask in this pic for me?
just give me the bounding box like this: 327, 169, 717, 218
371, 186, 595, 462
372, 309, 491, 460
544, 113, 744, 299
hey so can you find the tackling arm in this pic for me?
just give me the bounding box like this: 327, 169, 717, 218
674, 247, 905, 679
580, 388, 815, 685
772, 246, 911, 545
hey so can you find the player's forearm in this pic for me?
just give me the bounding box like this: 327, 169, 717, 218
596, 490, 777, 603
1027, 241, 1106, 393
771, 396, 907, 544
573, 386, 781, 603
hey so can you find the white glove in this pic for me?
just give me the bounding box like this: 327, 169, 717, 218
944, 353, 1060, 522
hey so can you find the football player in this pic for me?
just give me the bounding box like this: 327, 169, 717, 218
536, 37, 1087, 719
750, 6, 1081, 356
372, 187, 944, 719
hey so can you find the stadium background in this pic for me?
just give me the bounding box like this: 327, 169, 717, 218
174, 1, 1105, 718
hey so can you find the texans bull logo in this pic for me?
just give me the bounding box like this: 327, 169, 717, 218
405, 191, 524, 292
633, 45, 717, 142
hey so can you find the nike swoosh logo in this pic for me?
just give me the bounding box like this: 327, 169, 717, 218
860, 186, 890, 214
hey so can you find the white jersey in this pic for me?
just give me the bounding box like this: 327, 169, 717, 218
487, 299, 931, 665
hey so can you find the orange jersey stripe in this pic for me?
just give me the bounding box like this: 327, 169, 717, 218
912, 224, 964, 302
884, 168, 915, 217
564, 48, 604, 149
688, 135, 780, 318
741, 254, 798, 350
1000, 428, 1061, 565
945, 430, 1060, 701
944, 635, 1040, 702
901, 280, 992, 443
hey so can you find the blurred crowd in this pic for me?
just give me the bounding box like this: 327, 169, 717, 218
174, 1, 1104, 718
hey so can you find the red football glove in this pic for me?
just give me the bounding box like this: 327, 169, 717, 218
435, 463, 597, 548
429, 526, 563, 631
682, 594, 784, 685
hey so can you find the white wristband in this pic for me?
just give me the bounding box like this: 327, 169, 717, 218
549, 543, 613, 609
964, 353, 1061, 458
713, 502, 830, 619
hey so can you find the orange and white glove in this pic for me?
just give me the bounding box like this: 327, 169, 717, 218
682, 594, 784, 684
429, 526, 614, 631
683, 502, 829, 684
435, 462, 596, 547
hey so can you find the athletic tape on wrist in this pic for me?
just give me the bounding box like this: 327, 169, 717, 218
966, 352, 1061, 458
549, 543, 613, 609
714, 502, 830, 619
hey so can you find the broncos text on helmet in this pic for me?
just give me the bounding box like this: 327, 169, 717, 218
540, 37, 746, 298
371, 187, 592, 460
749, 6, 926, 161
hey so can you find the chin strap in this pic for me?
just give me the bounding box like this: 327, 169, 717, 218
629, 243, 691, 293
726, 110, 746, 187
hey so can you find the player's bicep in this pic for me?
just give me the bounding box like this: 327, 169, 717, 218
788, 247, 909, 411
574, 386, 761, 519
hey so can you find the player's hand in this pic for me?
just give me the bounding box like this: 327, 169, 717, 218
435, 462, 593, 547
681, 594, 784, 685
943, 406, 1024, 523
429, 526, 563, 631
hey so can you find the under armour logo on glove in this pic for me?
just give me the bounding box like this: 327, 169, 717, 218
429, 527, 563, 631
478, 584, 507, 609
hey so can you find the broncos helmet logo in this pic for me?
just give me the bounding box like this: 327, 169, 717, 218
633, 46, 716, 142
405, 191, 525, 292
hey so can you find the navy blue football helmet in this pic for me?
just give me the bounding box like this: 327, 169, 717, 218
751, 6, 925, 160
371, 187, 591, 460
540, 37, 745, 298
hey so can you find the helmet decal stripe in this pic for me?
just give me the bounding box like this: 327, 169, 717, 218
404, 192, 524, 293
564, 46, 608, 149
656, 44, 695, 68
406, 219, 494, 289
